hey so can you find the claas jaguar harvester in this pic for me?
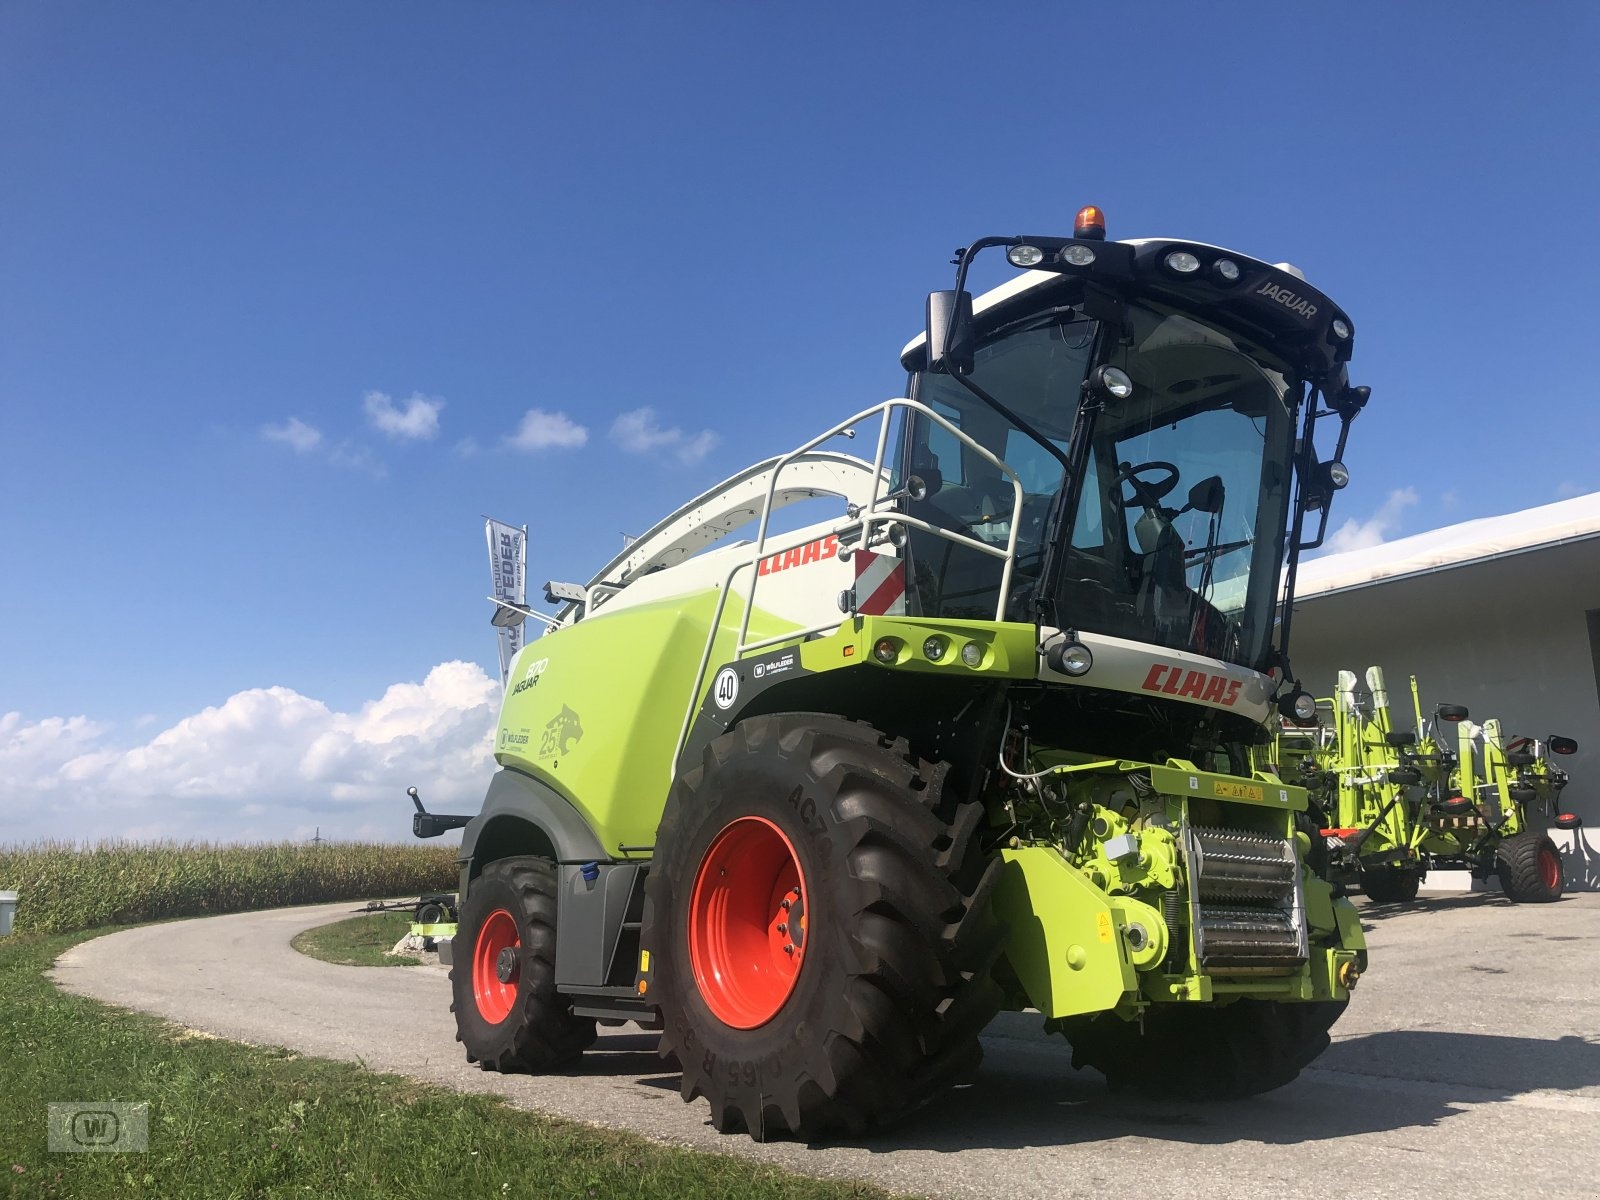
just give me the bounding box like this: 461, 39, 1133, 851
441, 207, 1373, 1140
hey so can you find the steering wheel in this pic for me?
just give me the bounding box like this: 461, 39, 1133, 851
1112, 460, 1180, 509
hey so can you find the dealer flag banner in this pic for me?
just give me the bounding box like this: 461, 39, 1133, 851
485, 518, 527, 685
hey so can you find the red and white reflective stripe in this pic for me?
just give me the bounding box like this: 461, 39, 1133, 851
853, 550, 905, 616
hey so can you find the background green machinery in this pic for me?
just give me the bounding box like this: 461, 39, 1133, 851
1276, 666, 1576, 903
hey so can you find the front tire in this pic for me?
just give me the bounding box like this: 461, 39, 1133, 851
450, 856, 596, 1071
1360, 866, 1421, 904
645, 714, 1003, 1140
1497, 832, 1565, 903
1060, 999, 1347, 1099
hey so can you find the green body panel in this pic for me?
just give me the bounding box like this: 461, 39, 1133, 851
798, 615, 1041, 678
1148, 762, 1307, 813
993, 847, 1138, 1018
1333, 896, 1363, 959
495, 591, 795, 855
494, 605, 1038, 857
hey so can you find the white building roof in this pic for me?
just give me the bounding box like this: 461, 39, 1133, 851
1294, 491, 1600, 600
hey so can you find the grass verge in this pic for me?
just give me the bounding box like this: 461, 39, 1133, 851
0, 929, 898, 1200
290, 913, 420, 967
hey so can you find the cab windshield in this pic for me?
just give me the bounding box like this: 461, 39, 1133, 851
905, 301, 1297, 670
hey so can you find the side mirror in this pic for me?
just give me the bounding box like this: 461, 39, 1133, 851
1436, 704, 1469, 723
1549, 735, 1578, 755
1185, 475, 1225, 515
491, 603, 528, 629
413, 812, 472, 839
926, 290, 975, 376
408, 786, 473, 839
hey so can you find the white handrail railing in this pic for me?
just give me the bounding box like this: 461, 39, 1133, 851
671, 397, 1028, 777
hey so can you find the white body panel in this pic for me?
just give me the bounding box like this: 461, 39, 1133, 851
589, 516, 863, 635
1039, 627, 1276, 726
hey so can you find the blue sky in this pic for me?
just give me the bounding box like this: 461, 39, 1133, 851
4, 1, 1598, 842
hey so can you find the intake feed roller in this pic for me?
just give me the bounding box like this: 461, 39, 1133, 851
1184, 825, 1308, 973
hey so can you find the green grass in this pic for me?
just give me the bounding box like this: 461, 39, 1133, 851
0, 841, 458, 935
0, 929, 900, 1200
291, 913, 420, 967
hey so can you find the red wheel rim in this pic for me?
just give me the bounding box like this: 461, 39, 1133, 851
1539, 846, 1561, 890
688, 816, 808, 1029
473, 908, 520, 1024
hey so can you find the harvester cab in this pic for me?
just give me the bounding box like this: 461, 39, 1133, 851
447, 207, 1374, 1139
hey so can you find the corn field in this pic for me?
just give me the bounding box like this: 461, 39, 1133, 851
0, 840, 459, 935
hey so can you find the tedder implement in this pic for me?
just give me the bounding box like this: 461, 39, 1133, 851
1278, 667, 1578, 903
432, 207, 1372, 1139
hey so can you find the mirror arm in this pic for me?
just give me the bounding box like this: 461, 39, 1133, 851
944, 372, 1074, 476
1276, 382, 1322, 663
932, 235, 1079, 475
487, 597, 562, 631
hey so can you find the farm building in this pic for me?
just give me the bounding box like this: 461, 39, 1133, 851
1288, 490, 1600, 890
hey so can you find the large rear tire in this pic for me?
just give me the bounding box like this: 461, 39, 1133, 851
1360, 866, 1421, 904
450, 856, 597, 1071
645, 714, 1003, 1140
1497, 831, 1565, 903
1059, 998, 1346, 1099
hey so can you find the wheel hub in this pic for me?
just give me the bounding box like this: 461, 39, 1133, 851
688, 815, 808, 1029
472, 908, 522, 1024
1539, 845, 1561, 890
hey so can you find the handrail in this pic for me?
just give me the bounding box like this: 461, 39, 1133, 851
671, 397, 1028, 778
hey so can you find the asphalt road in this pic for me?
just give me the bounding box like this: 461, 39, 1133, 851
53, 892, 1600, 1200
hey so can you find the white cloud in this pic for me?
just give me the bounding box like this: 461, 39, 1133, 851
364, 390, 443, 441
1556, 481, 1590, 499
261, 417, 323, 453
260, 416, 382, 475
505, 408, 588, 451
325, 440, 387, 477
1325, 487, 1419, 553
609, 407, 718, 465
0, 662, 500, 845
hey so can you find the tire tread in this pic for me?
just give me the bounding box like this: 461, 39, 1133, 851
647, 713, 1003, 1139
